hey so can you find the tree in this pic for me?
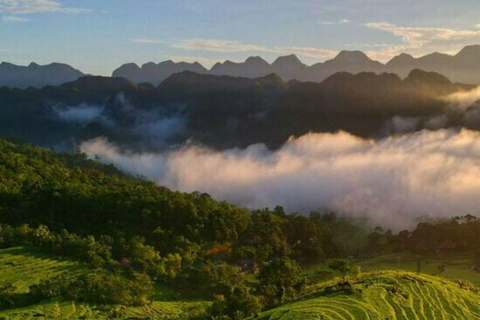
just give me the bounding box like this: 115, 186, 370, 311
210, 287, 261, 320
328, 260, 350, 282
257, 258, 305, 306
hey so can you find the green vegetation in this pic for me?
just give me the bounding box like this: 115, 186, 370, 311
0, 247, 83, 293
0, 247, 208, 319
2, 138, 480, 319
257, 271, 480, 320
0, 299, 209, 320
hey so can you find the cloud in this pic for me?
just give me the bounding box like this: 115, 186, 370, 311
319, 19, 350, 25
54, 104, 103, 123
81, 129, 480, 229
2, 15, 27, 22
173, 38, 338, 60
272, 46, 337, 59
365, 22, 480, 61
130, 38, 166, 44
0, 0, 89, 14
443, 87, 480, 109
173, 39, 269, 53
366, 22, 480, 46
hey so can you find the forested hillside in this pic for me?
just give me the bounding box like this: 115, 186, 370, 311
0, 138, 344, 318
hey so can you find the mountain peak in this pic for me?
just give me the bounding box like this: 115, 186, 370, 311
386, 53, 416, 66
404, 69, 451, 86
272, 54, 303, 67
333, 50, 372, 63
455, 45, 480, 59
245, 56, 269, 65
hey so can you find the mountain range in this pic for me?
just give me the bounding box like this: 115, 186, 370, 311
0, 68, 476, 151
113, 45, 480, 85
3, 45, 480, 88
0, 62, 84, 88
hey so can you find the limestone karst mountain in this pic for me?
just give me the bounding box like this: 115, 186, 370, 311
0, 62, 84, 88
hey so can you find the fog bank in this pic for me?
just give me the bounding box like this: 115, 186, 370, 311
80, 129, 480, 229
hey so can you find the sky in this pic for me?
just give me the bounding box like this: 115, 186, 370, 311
2, 0, 480, 75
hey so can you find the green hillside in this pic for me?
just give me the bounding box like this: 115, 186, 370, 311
0, 300, 209, 320
257, 271, 480, 320
0, 247, 208, 320
0, 247, 83, 293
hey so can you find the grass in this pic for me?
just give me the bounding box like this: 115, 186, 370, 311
0, 247, 209, 320
303, 252, 480, 287
0, 300, 209, 320
257, 271, 480, 320
0, 247, 84, 293
5, 246, 480, 319
353, 252, 480, 286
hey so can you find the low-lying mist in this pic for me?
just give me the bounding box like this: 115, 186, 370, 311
54, 104, 103, 123
80, 128, 480, 230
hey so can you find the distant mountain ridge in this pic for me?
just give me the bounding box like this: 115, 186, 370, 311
113, 45, 480, 85
0, 62, 84, 88
0, 68, 474, 151
3, 44, 480, 89
112, 60, 208, 86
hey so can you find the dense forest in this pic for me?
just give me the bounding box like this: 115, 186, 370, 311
0, 69, 476, 151
1, 138, 480, 319
0, 138, 352, 318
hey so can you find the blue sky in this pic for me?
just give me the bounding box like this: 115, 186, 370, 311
2, 0, 480, 75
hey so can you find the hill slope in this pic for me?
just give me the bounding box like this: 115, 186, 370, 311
0, 247, 208, 320
0, 62, 84, 88
257, 271, 480, 320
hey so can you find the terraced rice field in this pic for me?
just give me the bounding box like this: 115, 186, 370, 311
0, 247, 209, 320
0, 247, 83, 293
257, 271, 480, 320
353, 253, 480, 286
0, 300, 209, 319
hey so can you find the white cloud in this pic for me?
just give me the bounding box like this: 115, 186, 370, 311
81, 129, 480, 229
319, 19, 350, 25
0, 0, 89, 14
365, 22, 480, 61
130, 38, 166, 44
173, 39, 269, 53
272, 46, 337, 59
173, 38, 338, 60
2, 15, 27, 22
367, 22, 480, 46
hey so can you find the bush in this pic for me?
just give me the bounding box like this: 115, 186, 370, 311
30, 270, 153, 306
209, 287, 261, 320
257, 258, 306, 306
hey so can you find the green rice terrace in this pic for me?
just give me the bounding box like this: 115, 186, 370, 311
0, 247, 208, 320
257, 271, 480, 320
3, 246, 480, 319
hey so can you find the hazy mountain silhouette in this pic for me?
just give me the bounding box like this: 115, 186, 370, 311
304, 50, 385, 82
112, 61, 208, 86
388, 45, 480, 84
271, 55, 308, 81
0, 68, 474, 150
111, 45, 480, 85
0, 62, 84, 88
209, 56, 274, 78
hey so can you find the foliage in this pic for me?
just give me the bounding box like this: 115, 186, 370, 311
209, 287, 261, 320
328, 260, 351, 282
391, 215, 480, 255
192, 262, 244, 295
257, 258, 306, 306
30, 271, 153, 306
257, 271, 480, 320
